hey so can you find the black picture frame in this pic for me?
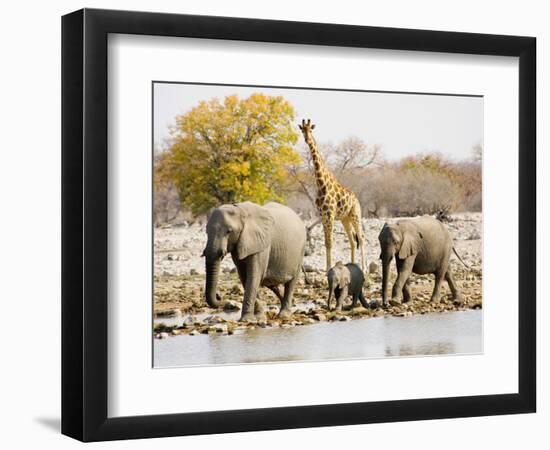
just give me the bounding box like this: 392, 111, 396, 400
62, 8, 536, 442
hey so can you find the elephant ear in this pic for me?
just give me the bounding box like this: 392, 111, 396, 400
236, 202, 275, 260
398, 230, 421, 259
377, 223, 388, 242
338, 267, 351, 289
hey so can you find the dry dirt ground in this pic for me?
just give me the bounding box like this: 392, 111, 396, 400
153, 213, 482, 337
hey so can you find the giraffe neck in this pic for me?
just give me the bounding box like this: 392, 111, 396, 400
304, 134, 331, 191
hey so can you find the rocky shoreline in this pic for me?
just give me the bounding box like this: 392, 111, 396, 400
154, 265, 482, 339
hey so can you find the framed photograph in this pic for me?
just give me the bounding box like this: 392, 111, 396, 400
62, 8, 536, 442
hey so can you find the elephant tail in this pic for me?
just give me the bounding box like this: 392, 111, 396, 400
452, 247, 470, 269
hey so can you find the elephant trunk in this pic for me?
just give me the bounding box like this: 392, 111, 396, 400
205, 256, 222, 308
381, 255, 391, 305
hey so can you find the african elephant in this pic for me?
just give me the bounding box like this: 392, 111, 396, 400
203, 201, 306, 322
378, 216, 464, 306
327, 262, 369, 311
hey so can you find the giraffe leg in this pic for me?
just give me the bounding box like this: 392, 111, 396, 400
351, 214, 365, 272
322, 216, 334, 272
342, 219, 356, 264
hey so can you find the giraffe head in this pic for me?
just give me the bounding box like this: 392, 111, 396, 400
298, 118, 316, 138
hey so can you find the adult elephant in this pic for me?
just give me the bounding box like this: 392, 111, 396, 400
203, 201, 306, 322
378, 216, 465, 306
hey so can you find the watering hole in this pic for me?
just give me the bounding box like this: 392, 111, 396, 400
153, 309, 482, 367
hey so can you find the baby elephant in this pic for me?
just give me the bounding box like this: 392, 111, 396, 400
327, 262, 369, 311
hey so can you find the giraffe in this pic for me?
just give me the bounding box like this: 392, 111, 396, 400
298, 119, 366, 272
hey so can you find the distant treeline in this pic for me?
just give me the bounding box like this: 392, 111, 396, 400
286, 143, 482, 220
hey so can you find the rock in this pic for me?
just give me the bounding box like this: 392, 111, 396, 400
208, 323, 228, 333
189, 329, 199, 336
184, 314, 197, 322
166, 254, 174, 261
223, 300, 242, 311
303, 264, 316, 273
368, 261, 379, 274
467, 231, 481, 240
230, 267, 237, 274
368, 300, 380, 309
159, 332, 169, 339
204, 315, 226, 324
189, 268, 198, 275
313, 313, 327, 321
222, 267, 232, 273
332, 315, 351, 322
302, 318, 316, 325
230, 284, 244, 295
254, 300, 266, 316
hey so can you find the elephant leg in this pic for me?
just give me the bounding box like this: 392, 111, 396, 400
392, 257, 414, 304
321, 216, 334, 272
234, 260, 247, 287
239, 257, 263, 322
430, 270, 445, 303
351, 293, 358, 308
279, 276, 298, 319
402, 279, 412, 303
335, 285, 348, 312
267, 285, 284, 302
342, 219, 356, 265
241, 283, 259, 321
445, 271, 463, 303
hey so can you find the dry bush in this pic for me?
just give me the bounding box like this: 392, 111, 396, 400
153, 182, 182, 226
360, 166, 461, 217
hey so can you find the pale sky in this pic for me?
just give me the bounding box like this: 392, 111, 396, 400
153, 82, 483, 161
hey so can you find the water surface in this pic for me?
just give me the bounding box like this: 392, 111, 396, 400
154, 309, 482, 368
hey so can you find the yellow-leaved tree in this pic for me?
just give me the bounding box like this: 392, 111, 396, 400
158, 93, 300, 215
